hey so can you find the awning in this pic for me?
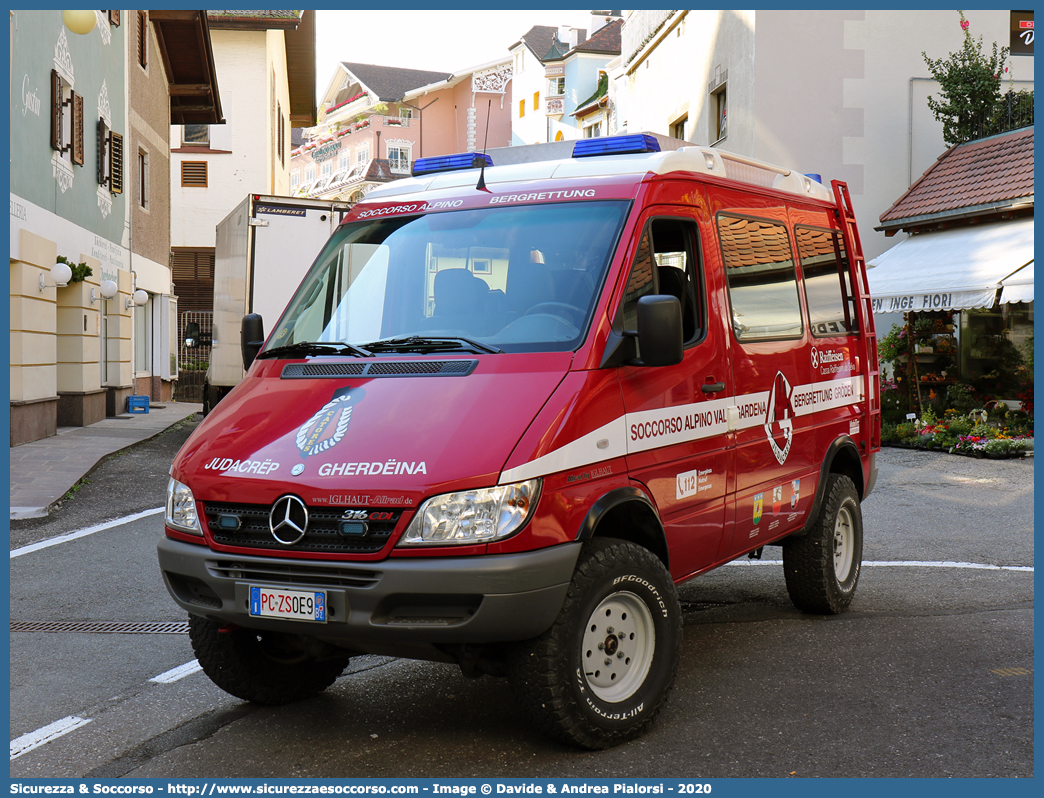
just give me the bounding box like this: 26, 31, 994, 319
866, 219, 1034, 314
1000, 260, 1034, 304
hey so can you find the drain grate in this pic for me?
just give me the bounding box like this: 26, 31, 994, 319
10, 620, 189, 635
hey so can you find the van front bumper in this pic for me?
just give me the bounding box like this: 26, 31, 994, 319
157, 537, 580, 648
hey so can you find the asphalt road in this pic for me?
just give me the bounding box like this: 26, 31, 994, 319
9, 423, 1034, 778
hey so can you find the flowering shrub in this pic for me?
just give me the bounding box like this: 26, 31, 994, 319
878, 324, 908, 365
921, 12, 1031, 146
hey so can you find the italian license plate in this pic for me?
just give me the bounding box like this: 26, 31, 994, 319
249, 586, 327, 623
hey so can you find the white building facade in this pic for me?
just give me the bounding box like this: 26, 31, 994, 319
621, 9, 1034, 260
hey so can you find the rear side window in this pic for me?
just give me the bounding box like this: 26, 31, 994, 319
795, 226, 859, 337
718, 215, 802, 341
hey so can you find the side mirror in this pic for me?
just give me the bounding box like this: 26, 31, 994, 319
241, 313, 265, 370
635, 295, 683, 367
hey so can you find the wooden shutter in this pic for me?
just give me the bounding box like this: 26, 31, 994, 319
137, 11, 147, 67
97, 119, 109, 185
109, 131, 124, 194
170, 249, 216, 314
108, 10, 120, 26
181, 161, 208, 187
71, 92, 84, 165
51, 70, 64, 151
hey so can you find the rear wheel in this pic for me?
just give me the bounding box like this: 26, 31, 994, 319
783, 474, 863, 614
509, 538, 682, 749
188, 615, 348, 705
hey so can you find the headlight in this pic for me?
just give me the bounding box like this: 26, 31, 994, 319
398, 479, 541, 546
166, 477, 202, 535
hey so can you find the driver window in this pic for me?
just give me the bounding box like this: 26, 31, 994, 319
616, 217, 702, 343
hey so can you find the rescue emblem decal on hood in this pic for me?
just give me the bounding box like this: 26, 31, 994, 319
296, 387, 365, 459
764, 371, 794, 465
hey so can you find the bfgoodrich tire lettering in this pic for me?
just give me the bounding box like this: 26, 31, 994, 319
509, 538, 682, 749
188, 615, 348, 705
783, 473, 863, 614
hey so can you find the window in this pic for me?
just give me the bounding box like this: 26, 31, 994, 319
182, 124, 209, 146
50, 70, 84, 165
616, 217, 703, 343
291, 170, 300, 189
718, 215, 802, 341
387, 145, 410, 174
583, 121, 602, 138
321, 160, 333, 177
338, 151, 350, 172
399, 107, 413, 120
356, 144, 369, 164
137, 149, 148, 209
134, 294, 152, 372
533, 91, 540, 110
519, 99, 525, 118
305, 165, 316, 182
795, 226, 859, 336
181, 160, 207, 187
670, 115, 688, 141
548, 76, 565, 96
136, 11, 148, 68
712, 85, 727, 142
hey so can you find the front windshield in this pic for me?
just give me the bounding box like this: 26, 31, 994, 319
264, 200, 629, 355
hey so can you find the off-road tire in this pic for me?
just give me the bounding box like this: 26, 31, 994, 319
188, 615, 347, 705
783, 474, 863, 614
509, 538, 682, 749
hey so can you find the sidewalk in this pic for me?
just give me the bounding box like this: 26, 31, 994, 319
9, 401, 201, 520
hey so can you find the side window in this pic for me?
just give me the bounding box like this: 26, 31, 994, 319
795, 226, 859, 336
718, 214, 802, 341
616, 217, 703, 343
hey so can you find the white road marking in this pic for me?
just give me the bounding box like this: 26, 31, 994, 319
10, 716, 91, 760
150, 660, 202, 684
10, 507, 165, 559
726, 559, 1033, 572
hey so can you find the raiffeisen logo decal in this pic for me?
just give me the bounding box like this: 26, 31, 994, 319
295, 387, 365, 459
764, 371, 794, 465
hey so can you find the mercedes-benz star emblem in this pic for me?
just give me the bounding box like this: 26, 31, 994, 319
269, 495, 308, 545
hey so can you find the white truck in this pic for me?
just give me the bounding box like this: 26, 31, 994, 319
203, 194, 349, 413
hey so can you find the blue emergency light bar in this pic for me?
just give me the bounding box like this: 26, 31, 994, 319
412, 152, 493, 177
572, 133, 661, 158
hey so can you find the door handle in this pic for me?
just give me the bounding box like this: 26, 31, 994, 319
701, 381, 726, 394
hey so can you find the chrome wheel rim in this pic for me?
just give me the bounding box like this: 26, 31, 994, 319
833, 505, 855, 581
581, 590, 655, 703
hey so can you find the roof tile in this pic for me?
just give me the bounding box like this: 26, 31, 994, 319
879, 127, 1034, 226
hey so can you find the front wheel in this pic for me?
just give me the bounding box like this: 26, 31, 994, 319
509, 539, 682, 749
188, 615, 349, 705
783, 474, 863, 614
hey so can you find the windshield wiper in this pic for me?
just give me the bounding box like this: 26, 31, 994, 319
257, 341, 373, 360
362, 335, 503, 355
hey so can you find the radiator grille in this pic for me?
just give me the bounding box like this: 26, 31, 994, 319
204, 502, 401, 555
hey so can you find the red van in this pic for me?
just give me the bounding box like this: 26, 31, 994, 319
158, 134, 879, 749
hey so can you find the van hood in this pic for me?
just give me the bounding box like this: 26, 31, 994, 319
174, 355, 572, 506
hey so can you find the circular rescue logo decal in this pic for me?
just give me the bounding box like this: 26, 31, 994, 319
764, 371, 794, 465
295, 387, 365, 459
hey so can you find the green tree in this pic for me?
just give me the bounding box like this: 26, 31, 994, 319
922, 12, 1029, 147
